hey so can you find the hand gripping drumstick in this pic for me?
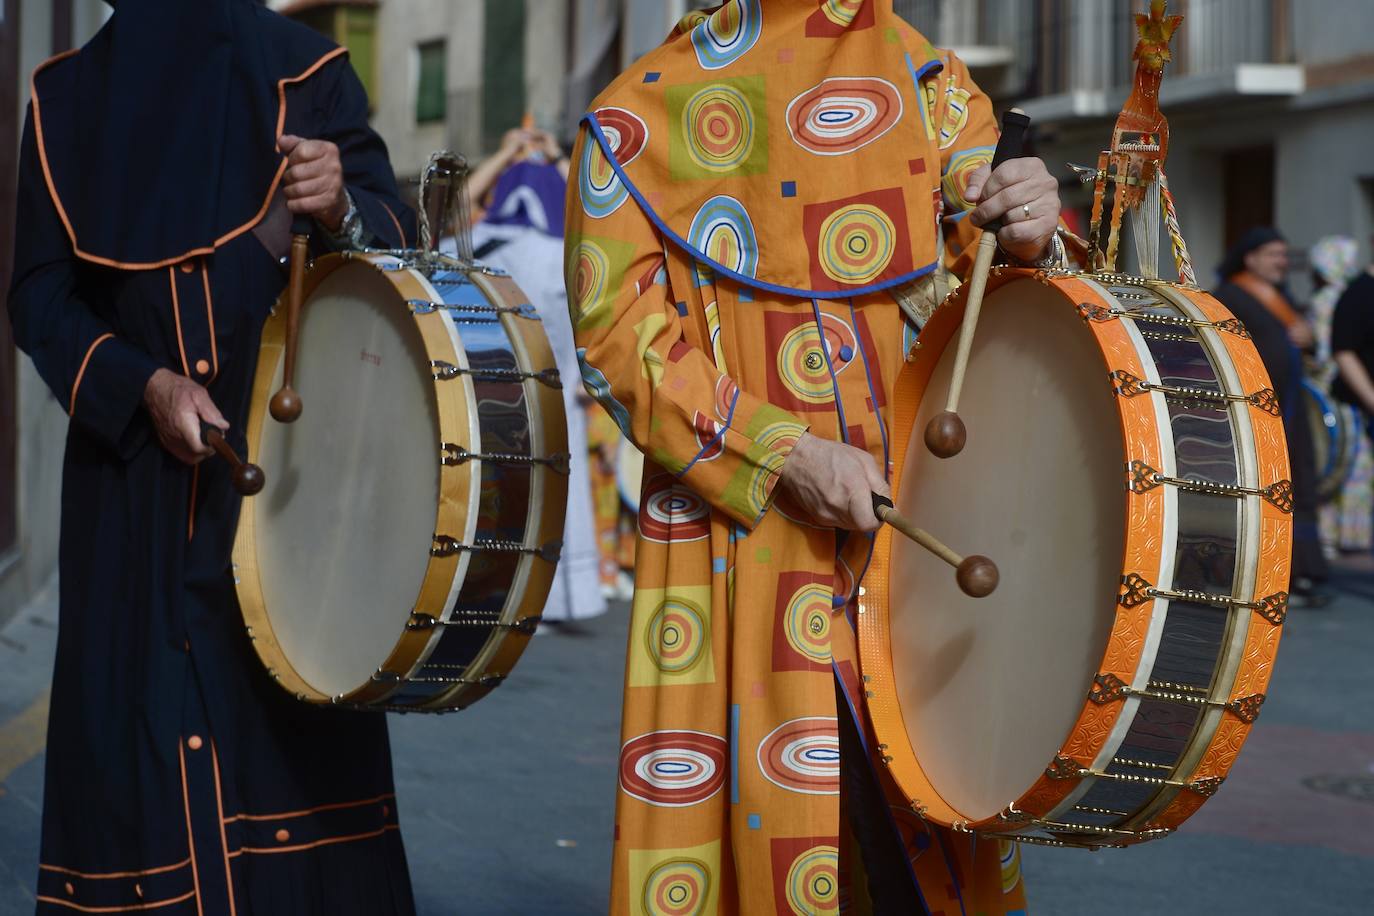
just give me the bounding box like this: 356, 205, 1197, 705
201, 422, 266, 496
269, 216, 312, 423
872, 494, 999, 598
924, 108, 1033, 459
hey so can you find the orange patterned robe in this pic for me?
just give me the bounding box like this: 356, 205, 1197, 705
566, 2, 1028, 912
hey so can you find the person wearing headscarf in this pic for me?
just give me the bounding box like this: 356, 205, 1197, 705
8, 1, 417, 912
566, 1, 1065, 911
445, 128, 608, 625
1307, 236, 1372, 551
1214, 227, 1329, 601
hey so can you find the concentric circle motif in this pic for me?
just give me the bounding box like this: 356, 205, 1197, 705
784, 582, 833, 664
683, 84, 756, 174
690, 0, 762, 70
693, 411, 725, 461
620, 731, 728, 808
715, 376, 739, 422
640, 474, 712, 543
580, 108, 647, 219
569, 240, 610, 324
687, 196, 759, 279
642, 857, 712, 915
784, 845, 839, 916
786, 78, 903, 156
938, 86, 973, 150
646, 598, 708, 674
757, 717, 840, 795
776, 324, 836, 405
820, 0, 865, 27
816, 203, 897, 286
999, 839, 1022, 894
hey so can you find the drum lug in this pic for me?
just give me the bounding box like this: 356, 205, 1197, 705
998, 805, 1033, 825
1046, 754, 1086, 780
1088, 673, 1128, 704
440, 443, 571, 475
1226, 693, 1266, 724
1188, 775, 1225, 797
431, 535, 563, 565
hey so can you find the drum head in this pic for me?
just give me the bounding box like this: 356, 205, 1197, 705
889, 280, 1125, 821
254, 264, 439, 699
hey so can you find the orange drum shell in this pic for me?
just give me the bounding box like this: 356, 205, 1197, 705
859, 269, 1289, 843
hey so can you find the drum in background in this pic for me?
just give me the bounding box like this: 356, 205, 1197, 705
860, 268, 1291, 847
235, 252, 568, 711
616, 435, 645, 514
1302, 379, 1362, 503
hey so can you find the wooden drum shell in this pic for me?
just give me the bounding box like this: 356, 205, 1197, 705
859, 268, 1290, 847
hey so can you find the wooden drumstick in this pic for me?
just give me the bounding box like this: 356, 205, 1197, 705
925, 108, 1033, 459
201, 422, 266, 496
269, 217, 311, 423
872, 494, 998, 598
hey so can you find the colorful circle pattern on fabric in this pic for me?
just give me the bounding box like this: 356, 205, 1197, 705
620, 731, 728, 808
690, 0, 762, 70
776, 324, 835, 406
597, 106, 649, 164
820, 0, 865, 27
784, 845, 839, 916
646, 598, 708, 674
786, 78, 903, 156
715, 376, 739, 422
642, 857, 712, 916
784, 582, 832, 664
683, 84, 757, 174
581, 108, 647, 218
757, 717, 840, 795
693, 411, 725, 461
640, 474, 712, 543
570, 240, 610, 324
687, 196, 759, 279
816, 203, 897, 286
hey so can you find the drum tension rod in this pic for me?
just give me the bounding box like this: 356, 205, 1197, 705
430, 360, 562, 389
1044, 753, 1225, 797
1077, 302, 1250, 338
407, 611, 541, 635
1087, 672, 1266, 723
372, 668, 507, 688
431, 535, 562, 565
1110, 371, 1280, 416
408, 298, 538, 320
1127, 460, 1294, 513
440, 443, 570, 475
1118, 572, 1288, 625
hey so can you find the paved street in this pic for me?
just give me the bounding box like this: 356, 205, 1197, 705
2, 562, 1373, 915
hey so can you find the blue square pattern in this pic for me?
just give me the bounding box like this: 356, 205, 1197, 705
675, 301, 689, 316
644, 71, 662, 83
781, 180, 797, 198
747, 813, 762, 830
712, 557, 727, 574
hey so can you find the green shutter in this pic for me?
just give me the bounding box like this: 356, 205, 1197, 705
343, 7, 378, 107
417, 40, 447, 124
481, 0, 526, 152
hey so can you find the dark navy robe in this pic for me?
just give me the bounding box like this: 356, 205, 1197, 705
9, 36, 419, 916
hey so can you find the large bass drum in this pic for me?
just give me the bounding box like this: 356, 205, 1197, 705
860, 268, 1291, 847
1301, 378, 1362, 503
235, 252, 568, 711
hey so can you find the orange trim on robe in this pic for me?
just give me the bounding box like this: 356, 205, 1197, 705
34, 890, 198, 913
69, 333, 115, 415
177, 741, 206, 916
29, 46, 347, 270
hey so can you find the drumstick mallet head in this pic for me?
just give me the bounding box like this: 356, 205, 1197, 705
924, 107, 1032, 460
270, 223, 311, 423
201, 423, 266, 496
872, 494, 999, 598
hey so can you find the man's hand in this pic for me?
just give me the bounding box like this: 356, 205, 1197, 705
777, 432, 889, 532
965, 158, 1061, 263
278, 134, 348, 231
144, 369, 228, 465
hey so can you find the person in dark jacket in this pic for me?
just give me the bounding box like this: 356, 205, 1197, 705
1214, 226, 1330, 604
7, 1, 418, 912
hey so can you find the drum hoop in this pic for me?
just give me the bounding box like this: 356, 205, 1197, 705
858, 268, 1289, 844
234, 253, 479, 706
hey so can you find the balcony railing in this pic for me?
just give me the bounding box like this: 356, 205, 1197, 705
896, 0, 1293, 99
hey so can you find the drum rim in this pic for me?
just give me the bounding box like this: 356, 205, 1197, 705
858, 268, 1289, 845
234, 253, 481, 707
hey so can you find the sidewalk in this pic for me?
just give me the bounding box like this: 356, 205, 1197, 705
2, 564, 1372, 914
